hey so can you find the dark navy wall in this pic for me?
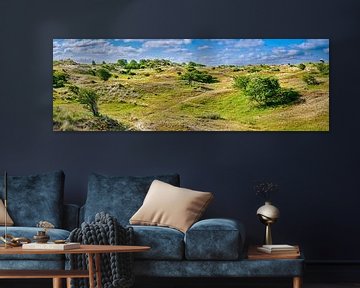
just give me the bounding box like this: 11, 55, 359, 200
0, 0, 359, 262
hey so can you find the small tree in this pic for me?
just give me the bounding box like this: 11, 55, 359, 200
96, 68, 112, 81
117, 59, 127, 67
127, 60, 140, 69
92, 60, 96, 65
78, 88, 100, 117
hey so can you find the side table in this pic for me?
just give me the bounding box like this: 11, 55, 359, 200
247, 245, 304, 288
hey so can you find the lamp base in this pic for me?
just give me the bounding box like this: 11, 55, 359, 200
265, 223, 272, 245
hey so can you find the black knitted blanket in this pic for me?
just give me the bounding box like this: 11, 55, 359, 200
68, 212, 135, 288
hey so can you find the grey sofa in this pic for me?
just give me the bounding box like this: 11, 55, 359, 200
0, 171, 78, 270
80, 173, 304, 283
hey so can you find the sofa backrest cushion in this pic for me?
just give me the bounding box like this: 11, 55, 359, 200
0, 171, 64, 227
84, 173, 180, 225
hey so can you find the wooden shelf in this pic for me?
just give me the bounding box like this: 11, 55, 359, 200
247, 245, 300, 260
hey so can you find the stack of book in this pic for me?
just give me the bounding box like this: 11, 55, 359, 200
248, 244, 300, 259
257, 244, 299, 254
22, 242, 80, 250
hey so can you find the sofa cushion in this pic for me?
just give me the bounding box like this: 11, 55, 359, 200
130, 225, 184, 260
130, 180, 213, 233
0, 227, 70, 261
184, 218, 245, 260
84, 173, 180, 225
0, 199, 14, 226
0, 171, 64, 227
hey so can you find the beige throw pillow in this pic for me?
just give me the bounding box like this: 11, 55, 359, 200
0, 199, 14, 226
130, 180, 213, 233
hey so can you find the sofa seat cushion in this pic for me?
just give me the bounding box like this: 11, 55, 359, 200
84, 174, 180, 226
185, 218, 245, 260
0, 227, 70, 261
130, 225, 184, 260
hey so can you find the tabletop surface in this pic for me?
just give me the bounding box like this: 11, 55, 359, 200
0, 245, 150, 255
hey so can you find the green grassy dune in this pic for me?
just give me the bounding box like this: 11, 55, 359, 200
53, 61, 329, 131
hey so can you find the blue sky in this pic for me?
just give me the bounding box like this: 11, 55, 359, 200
53, 39, 329, 66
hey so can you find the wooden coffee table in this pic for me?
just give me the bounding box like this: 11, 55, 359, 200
0, 244, 150, 288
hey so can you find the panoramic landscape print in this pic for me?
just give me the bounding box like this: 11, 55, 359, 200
53, 39, 329, 131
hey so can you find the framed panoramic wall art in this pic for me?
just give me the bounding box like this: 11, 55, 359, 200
53, 39, 329, 132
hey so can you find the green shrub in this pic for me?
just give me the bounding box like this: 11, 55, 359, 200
303, 74, 319, 85
298, 63, 306, 70
201, 113, 223, 120
234, 75, 299, 106
96, 68, 112, 81
117, 59, 127, 67
53, 70, 68, 88
316, 62, 329, 75
233, 75, 251, 89
180, 68, 218, 85
245, 76, 280, 104
126, 60, 140, 69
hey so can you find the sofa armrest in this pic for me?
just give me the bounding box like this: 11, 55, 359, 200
184, 218, 245, 260
63, 204, 80, 231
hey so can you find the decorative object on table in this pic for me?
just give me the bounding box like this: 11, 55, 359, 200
248, 245, 300, 260
69, 212, 134, 288
22, 242, 80, 250
254, 181, 280, 245
0, 234, 31, 247
34, 220, 55, 243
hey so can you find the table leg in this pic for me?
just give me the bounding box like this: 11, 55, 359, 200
66, 277, 72, 288
88, 253, 95, 288
52, 278, 62, 288
95, 253, 102, 288
293, 276, 302, 288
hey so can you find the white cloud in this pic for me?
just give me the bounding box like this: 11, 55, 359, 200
165, 47, 189, 53
324, 47, 329, 53
234, 39, 264, 48
121, 39, 146, 43
295, 39, 329, 50
198, 45, 210, 50
142, 39, 192, 49
53, 39, 144, 63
